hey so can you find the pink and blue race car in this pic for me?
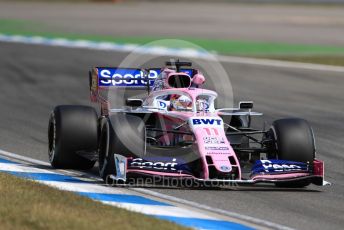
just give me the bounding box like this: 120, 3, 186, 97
48, 61, 328, 188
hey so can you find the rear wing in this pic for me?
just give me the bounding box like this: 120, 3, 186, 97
89, 67, 193, 102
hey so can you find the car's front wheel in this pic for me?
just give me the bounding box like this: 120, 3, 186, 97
98, 114, 145, 184
269, 118, 315, 188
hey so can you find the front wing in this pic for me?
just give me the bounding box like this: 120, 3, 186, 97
111, 155, 330, 186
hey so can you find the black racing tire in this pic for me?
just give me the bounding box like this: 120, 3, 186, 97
48, 105, 98, 170
98, 114, 145, 184
270, 118, 315, 188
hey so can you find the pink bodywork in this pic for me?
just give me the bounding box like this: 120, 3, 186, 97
90, 67, 326, 184
251, 173, 310, 181
128, 87, 241, 180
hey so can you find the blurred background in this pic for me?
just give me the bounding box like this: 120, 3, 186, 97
0, 0, 344, 65
0, 1, 343, 230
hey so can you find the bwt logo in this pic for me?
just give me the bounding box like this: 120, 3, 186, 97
192, 118, 222, 125
98, 68, 159, 87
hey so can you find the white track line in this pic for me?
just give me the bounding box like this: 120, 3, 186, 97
0, 148, 293, 230
0, 162, 55, 174
0, 150, 50, 166
217, 55, 344, 73
102, 202, 216, 219
0, 33, 343, 73
41, 181, 129, 194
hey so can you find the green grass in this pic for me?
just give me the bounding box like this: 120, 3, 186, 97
0, 172, 187, 230
1, 18, 344, 66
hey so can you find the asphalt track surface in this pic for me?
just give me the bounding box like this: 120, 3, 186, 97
0, 40, 343, 229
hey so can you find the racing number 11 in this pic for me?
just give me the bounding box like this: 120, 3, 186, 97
204, 128, 219, 136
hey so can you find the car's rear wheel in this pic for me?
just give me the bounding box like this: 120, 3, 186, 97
269, 118, 315, 187
98, 114, 145, 184
48, 105, 98, 169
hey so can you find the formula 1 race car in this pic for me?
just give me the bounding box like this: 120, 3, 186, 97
48, 61, 328, 188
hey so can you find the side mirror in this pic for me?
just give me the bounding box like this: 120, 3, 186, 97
126, 99, 143, 107
239, 101, 253, 110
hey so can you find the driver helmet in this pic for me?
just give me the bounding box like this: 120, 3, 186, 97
170, 95, 192, 111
